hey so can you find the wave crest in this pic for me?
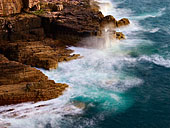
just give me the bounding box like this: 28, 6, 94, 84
139, 54, 170, 68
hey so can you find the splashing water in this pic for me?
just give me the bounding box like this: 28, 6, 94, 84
2, 0, 167, 127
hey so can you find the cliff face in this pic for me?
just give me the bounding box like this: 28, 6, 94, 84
0, 0, 130, 106
0, 54, 68, 106
0, 0, 40, 16
0, 0, 23, 16
0, 14, 44, 41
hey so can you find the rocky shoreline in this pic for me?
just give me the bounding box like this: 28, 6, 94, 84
0, 0, 130, 106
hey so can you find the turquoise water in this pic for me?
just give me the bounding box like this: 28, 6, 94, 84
0, 0, 170, 127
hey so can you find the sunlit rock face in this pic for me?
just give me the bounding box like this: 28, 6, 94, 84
0, 0, 23, 16
0, 0, 41, 16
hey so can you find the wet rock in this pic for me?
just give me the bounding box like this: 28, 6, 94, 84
100, 15, 117, 28
73, 101, 86, 109
116, 32, 125, 40
117, 18, 130, 27
90, 0, 100, 12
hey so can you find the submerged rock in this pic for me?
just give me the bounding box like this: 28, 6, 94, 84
72, 101, 86, 109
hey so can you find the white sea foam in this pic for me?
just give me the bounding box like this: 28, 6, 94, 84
0, 46, 142, 128
131, 8, 165, 20
0, 91, 84, 128
0, 0, 149, 127
149, 28, 160, 33
97, 0, 132, 19
139, 54, 170, 68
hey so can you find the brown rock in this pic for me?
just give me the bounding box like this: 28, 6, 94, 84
0, 14, 44, 42
100, 15, 117, 28
116, 32, 125, 40
0, 0, 23, 16
40, 1, 103, 44
28, 0, 40, 11
0, 41, 58, 70
0, 54, 68, 106
45, 2, 64, 12
73, 101, 86, 109
0, 40, 81, 70
117, 18, 130, 27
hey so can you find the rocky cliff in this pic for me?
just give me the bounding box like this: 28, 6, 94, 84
0, 54, 68, 106
0, 0, 41, 16
0, 14, 44, 41
0, 0, 130, 106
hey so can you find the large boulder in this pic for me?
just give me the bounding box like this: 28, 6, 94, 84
117, 18, 130, 27
116, 32, 125, 40
100, 15, 117, 28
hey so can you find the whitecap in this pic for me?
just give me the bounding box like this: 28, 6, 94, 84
130, 8, 166, 20
0, 0, 149, 127
138, 54, 170, 68
149, 28, 160, 33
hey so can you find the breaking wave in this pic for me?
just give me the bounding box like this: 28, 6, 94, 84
139, 54, 170, 68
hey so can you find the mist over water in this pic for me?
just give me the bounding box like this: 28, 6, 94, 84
1, 0, 170, 127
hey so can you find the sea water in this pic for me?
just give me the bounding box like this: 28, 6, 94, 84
0, 0, 170, 127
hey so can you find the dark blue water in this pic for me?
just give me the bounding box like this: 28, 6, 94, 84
0, 0, 170, 127
99, 0, 170, 127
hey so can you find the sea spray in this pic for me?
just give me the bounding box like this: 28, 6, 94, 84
0, 0, 146, 128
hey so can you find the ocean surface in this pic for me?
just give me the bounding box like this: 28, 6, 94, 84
1, 0, 170, 127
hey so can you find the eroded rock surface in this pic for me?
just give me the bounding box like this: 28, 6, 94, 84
116, 32, 125, 40
0, 40, 81, 70
0, 0, 23, 16
0, 0, 41, 16
0, 54, 68, 106
117, 18, 130, 27
0, 14, 44, 42
100, 15, 117, 28
40, 1, 104, 44
0, 0, 131, 106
